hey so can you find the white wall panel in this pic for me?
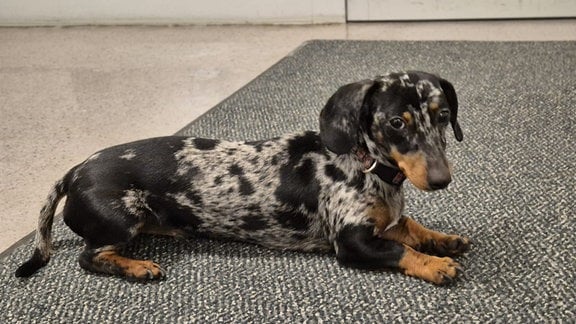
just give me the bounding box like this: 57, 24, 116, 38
0, 0, 345, 26
347, 0, 576, 21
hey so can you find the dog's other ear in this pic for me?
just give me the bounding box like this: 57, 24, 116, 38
438, 78, 464, 142
319, 80, 379, 154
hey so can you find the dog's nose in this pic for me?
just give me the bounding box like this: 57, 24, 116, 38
427, 167, 452, 190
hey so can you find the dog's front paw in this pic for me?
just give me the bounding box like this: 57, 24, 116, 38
421, 235, 471, 257
400, 247, 463, 285
418, 256, 462, 285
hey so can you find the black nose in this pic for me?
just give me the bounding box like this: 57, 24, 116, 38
427, 167, 452, 190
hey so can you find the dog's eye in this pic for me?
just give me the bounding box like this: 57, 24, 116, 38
389, 117, 406, 130
438, 109, 450, 124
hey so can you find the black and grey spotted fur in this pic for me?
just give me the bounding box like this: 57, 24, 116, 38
16, 71, 468, 283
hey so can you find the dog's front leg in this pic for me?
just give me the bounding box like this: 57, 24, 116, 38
366, 199, 470, 257
378, 216, 471, 257
335, 224, 461, 285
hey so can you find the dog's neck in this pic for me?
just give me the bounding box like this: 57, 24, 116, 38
353, 147, 406, 187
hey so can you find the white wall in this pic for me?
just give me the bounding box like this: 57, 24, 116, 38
0, 0, 346, 26
2, 0, 574, 26
347, 0, 576, 21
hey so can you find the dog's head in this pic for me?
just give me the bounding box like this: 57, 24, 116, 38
320, 71, 463, 191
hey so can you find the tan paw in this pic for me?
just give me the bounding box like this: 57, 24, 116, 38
123, 260, 167, 280
410, 256, 462, 285
400, 247, 463, 285
421, 235, 471, 257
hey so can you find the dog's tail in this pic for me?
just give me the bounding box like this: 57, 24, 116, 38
15, 178, 67, 277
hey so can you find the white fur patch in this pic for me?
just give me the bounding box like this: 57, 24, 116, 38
120, 149, 137, 160
122, 189, 150, 217
87, 152, 101, 161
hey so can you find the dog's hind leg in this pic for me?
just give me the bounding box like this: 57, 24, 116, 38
63, 189, 166, 280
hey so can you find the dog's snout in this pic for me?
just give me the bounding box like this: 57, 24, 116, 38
427, 166, 452, 190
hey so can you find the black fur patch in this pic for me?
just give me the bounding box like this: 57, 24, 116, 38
292, 233, 308, 241
275, 158, 320, 213
270, 155, 279, 166
81, 137, 188, 192
252, 141, 265, 153
152, 198, 204, 229
274, 210, 310, 231
193, 138, 220, 150
238, 178, 255, 196
274, 133, 324, 213
247, 204, 261, 212
229, 164, 244, 176
14, 248, 48, 278
325, 164, 347, 182
229, 164, 255, 196
349, 172, 366, 191
241, 215, 268, 231
247, 138, 278, 153
287, 131, 324, 162
185, 190, 203, 206
183, 165, 201, 178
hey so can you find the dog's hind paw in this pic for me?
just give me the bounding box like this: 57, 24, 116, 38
81, 249, 166, 281
124, 260, 167, 281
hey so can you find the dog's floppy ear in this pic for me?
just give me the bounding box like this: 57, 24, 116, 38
438, 78, 464, 142
320, 80, 379, 154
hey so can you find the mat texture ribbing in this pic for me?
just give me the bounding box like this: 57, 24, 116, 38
1, 40, 575, 322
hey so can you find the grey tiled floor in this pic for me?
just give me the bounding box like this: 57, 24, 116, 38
1, 20, 575, 253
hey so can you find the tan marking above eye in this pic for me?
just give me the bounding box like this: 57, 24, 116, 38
402, 112, 413, 125
375, 130, 385, 143
429, 102, 439, 111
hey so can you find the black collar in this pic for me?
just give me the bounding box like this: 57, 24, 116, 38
354, 148, 406, 187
